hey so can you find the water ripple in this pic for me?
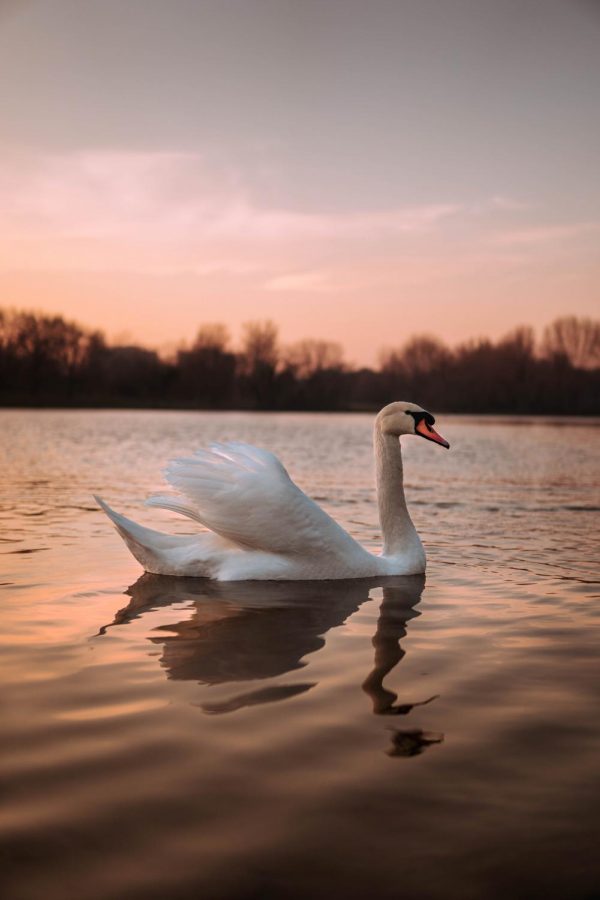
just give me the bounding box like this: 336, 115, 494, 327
0, 410, 598, 900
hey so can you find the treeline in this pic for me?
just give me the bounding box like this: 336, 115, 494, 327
0, 308, 599, 413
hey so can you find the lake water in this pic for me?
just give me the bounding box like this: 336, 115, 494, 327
1, 410, 599, 900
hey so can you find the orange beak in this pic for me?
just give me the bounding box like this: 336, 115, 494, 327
415, 418, 450, 449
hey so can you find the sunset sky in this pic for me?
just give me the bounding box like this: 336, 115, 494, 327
0, 0, 598, 364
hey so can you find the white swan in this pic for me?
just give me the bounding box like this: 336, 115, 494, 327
95, 401, 449, 581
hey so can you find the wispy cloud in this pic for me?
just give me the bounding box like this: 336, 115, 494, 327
2, 149, 594, 299
265, 270, 338, 293
492, 222, 600, 246
0, 150, 459, 245
489, 195, 530, 212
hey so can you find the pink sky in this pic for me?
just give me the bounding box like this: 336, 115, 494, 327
0, 150, 597, 365
0, 2, 598, 365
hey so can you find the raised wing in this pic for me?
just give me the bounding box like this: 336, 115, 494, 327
152, 441, 363, 559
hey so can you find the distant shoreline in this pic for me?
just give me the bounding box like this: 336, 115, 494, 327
2, 308, 599, 416
1, 404, 599, 418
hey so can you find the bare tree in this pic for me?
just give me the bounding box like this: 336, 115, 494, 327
240, 320, 279, 375
176, 322, 235, 407
239, 320, 280, 407
542, 316, 600, 369
498, 326, 535, 357
283, 339, 345, 378
380, 335, 450, 379
192, 323, 230, 352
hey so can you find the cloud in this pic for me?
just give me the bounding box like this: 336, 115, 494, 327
0, 150, 461, 245
492, 222, 600, 246
4, 149, 590, 293
0, 151, 237, 240
489, 195, 530, 212
265, 270, 338, 293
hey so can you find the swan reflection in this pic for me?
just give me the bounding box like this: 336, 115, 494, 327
101, 573, 442, 752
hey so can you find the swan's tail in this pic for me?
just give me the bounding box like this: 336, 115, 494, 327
94, 495, 200, 574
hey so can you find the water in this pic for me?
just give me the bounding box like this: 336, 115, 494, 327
1, 410, 598, 900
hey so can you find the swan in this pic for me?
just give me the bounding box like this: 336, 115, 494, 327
95, 401, 449, 581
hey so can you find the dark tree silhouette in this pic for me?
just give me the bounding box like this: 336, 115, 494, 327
176, 324, 236, 407
542, 316, 600, 369
283, 339, 345, 379
282, 339, 348, 410
238, 320, 280, 408
380, 335, 451, 411
0, 307, 598, 413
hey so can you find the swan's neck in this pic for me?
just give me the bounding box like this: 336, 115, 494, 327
374, 425, 419, 558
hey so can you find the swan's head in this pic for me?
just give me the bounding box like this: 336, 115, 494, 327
377, 401, 450, 449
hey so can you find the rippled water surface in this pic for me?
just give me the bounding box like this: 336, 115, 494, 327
1, 410, 599, 900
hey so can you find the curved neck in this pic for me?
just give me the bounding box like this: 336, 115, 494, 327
374, 424, 418, 557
